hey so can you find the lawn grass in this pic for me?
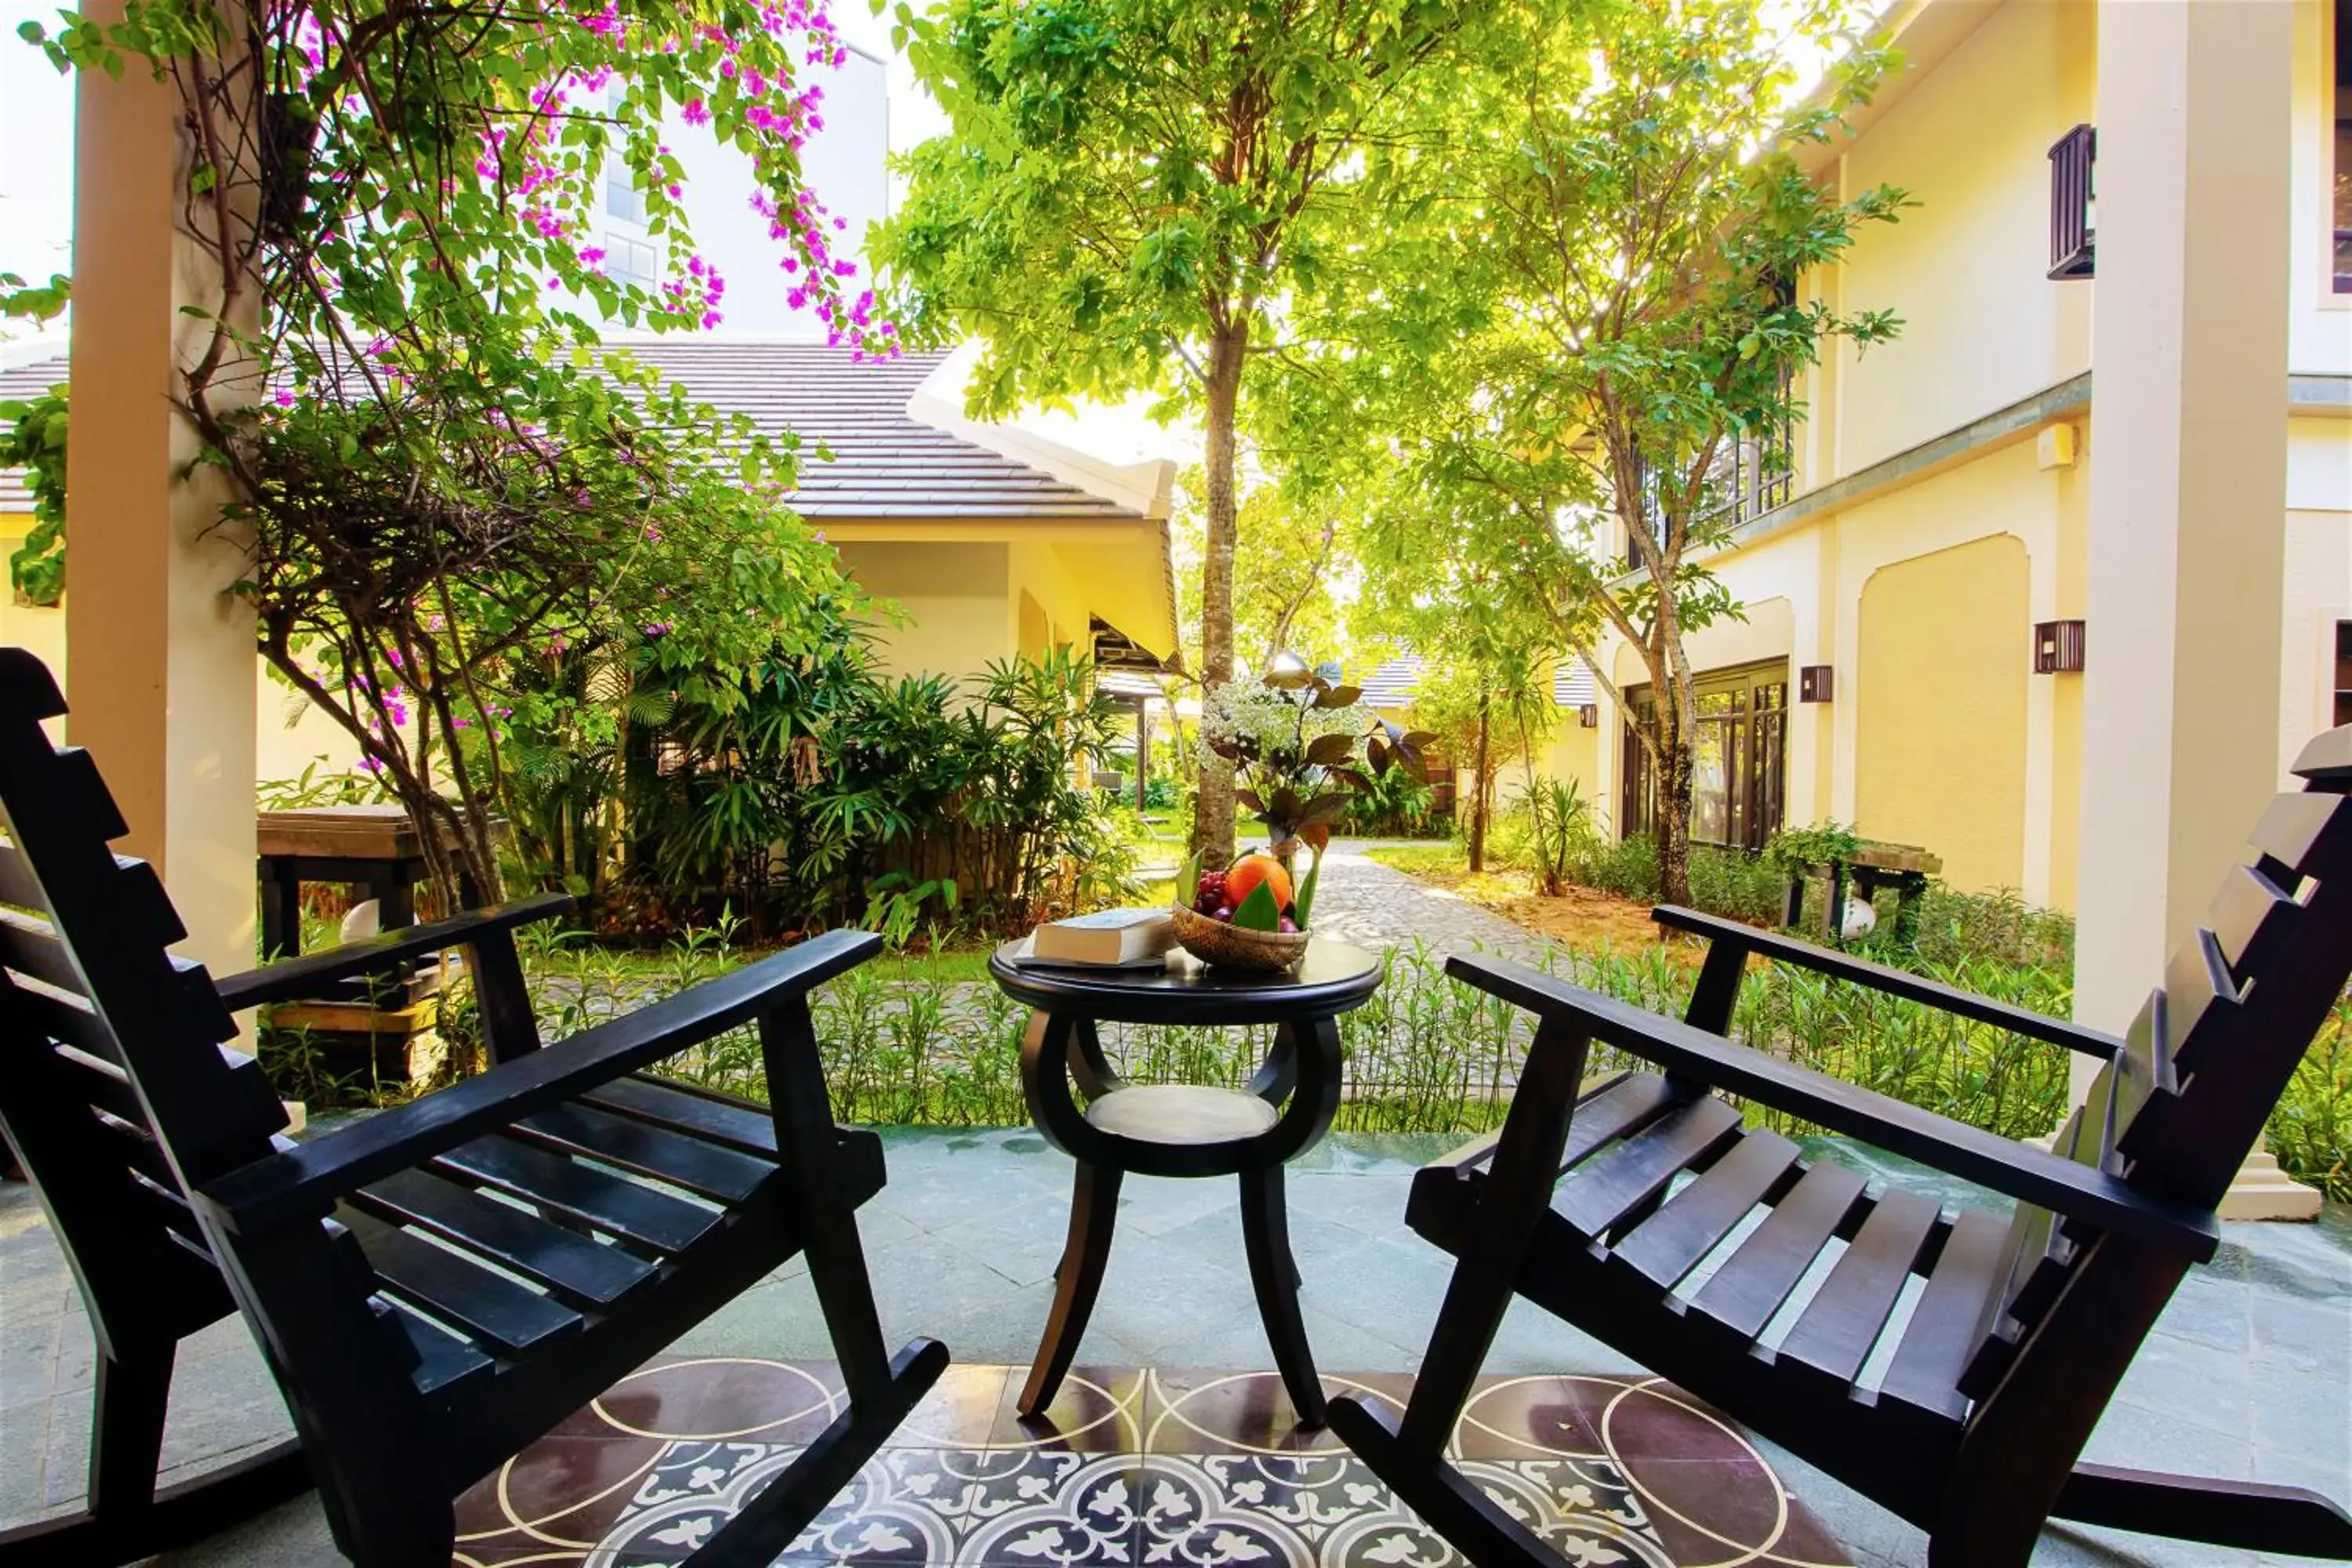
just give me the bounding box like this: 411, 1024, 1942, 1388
1363, 841, 1483, 877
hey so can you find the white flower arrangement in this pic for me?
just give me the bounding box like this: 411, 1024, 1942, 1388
1196, 680, 1359, 771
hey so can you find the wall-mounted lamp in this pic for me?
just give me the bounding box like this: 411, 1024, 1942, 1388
2034, 619, 2086, 673
1577, 703, 1599, 729
2034, 423, 2078, 470
1798, 665, 1835, 703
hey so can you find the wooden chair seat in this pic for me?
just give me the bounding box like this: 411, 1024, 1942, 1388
323, 1074, 891, 1408
1084, 1083, 1280, 1144
1408, 1075, 2007, 1446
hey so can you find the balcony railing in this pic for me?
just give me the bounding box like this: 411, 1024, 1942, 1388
1620, 421, 1795, 569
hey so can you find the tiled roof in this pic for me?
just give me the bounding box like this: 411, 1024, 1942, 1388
0, 341, 1147, 522
619, 341, 1145, 520
1554, 658, 1596, 706
1355, 652, 1595, 710
1355, 655, 1426, 710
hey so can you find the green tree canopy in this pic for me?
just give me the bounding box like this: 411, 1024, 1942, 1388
872, 0, 1469, 866
1329, 0, 1905, 902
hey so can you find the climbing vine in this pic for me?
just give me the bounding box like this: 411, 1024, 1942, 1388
0, 271, 70, 606
20, 0, 892, 905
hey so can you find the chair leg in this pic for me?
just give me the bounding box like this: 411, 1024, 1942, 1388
86, 1348, 173, 1516
1238, 1165, 1325, 1426
1327, 1398, 1557, 1568
1020, 1160, 1123, 1416
2051, 1463, 2352, 1559
690, 1338, 949, 1568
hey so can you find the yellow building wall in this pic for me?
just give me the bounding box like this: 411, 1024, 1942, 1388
0, 521, 362, 782
1813, 435, 2081, 906
1007, 539, 1092, 661
2280, 416, 2352, 770
1855, 535, 2031, 894
833, 539, 1012, 683
1831, 0, 2096, 474
1544, 720, 1602, 810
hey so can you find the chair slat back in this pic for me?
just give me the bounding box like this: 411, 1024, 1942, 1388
0, 652, 285, 1356
1958, 735, 2352, 1403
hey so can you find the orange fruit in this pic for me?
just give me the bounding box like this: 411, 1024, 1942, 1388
1224, 853, 1294, 913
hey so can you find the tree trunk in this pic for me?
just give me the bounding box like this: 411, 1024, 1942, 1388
1467, 697, 1491, 874
1192, 318, 1249, 871
1652, 716, 1694, 908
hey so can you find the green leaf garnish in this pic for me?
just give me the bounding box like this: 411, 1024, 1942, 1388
1232, 880, 1281, 931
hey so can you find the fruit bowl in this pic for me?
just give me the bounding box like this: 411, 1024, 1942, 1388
1171, 905, 1311, 973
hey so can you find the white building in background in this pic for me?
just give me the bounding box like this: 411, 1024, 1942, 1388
587, 42, 890, 336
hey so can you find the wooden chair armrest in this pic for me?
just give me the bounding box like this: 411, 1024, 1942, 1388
1447, 954, 2220, 1260
199, 929, 880, 1235
216, 893, 577, 1011
1651, 904, 2122, 1059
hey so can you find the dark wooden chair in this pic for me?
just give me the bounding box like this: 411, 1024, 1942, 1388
0, 648, 945, 1566
1331, 729, 2352, 1568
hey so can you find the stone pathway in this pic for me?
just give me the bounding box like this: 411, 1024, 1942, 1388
1303, 840, 1555, 962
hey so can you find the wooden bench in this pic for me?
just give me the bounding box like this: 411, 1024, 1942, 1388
1330, 727, 2352, 1567
0, 648, 944, 1566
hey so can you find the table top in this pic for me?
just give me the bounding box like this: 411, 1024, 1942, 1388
256, 806, 508, 862
989, 938, 1381, 1025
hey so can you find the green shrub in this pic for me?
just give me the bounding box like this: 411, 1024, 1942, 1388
564, 645, 1134, 939
1338, 764, 1443, 838
1576, 834, 1659, 902
2271, 996, 2352, 1204
1684, 847, 1786, 924
506, 887, 2350, 1200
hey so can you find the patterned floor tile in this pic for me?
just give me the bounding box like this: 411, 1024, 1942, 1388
451, 1359, 1852, 1566
985, 1366, 1152, 1455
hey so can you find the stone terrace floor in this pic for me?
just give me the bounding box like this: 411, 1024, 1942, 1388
2, 1127, 2348, 1565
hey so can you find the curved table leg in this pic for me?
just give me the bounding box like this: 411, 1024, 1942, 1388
1069, 1017, 1125, 1102
1239, 1164, 1327, 1427
1020, 1160, 1124, 1417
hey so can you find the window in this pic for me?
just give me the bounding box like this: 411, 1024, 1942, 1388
1698, 422, 1794, 526
1619, 660, 1788, 853
604, 233, 658, 289
2048, 123, 2096, 280
2333, 622, 2352, 727
2336, 0, 2350, 291
1618, 413, 1795, 568
604, 168, 646, 227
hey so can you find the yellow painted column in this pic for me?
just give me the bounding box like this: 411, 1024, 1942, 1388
2074, 0, 2312, 1214
64, 8, 260, 1000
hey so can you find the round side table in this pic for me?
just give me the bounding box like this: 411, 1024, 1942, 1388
989, 938, 1382, 1426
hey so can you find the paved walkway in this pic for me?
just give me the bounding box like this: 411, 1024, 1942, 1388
1301, 840, 1555, 962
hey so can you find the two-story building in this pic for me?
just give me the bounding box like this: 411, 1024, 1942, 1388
1553, 0, 2352, 912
